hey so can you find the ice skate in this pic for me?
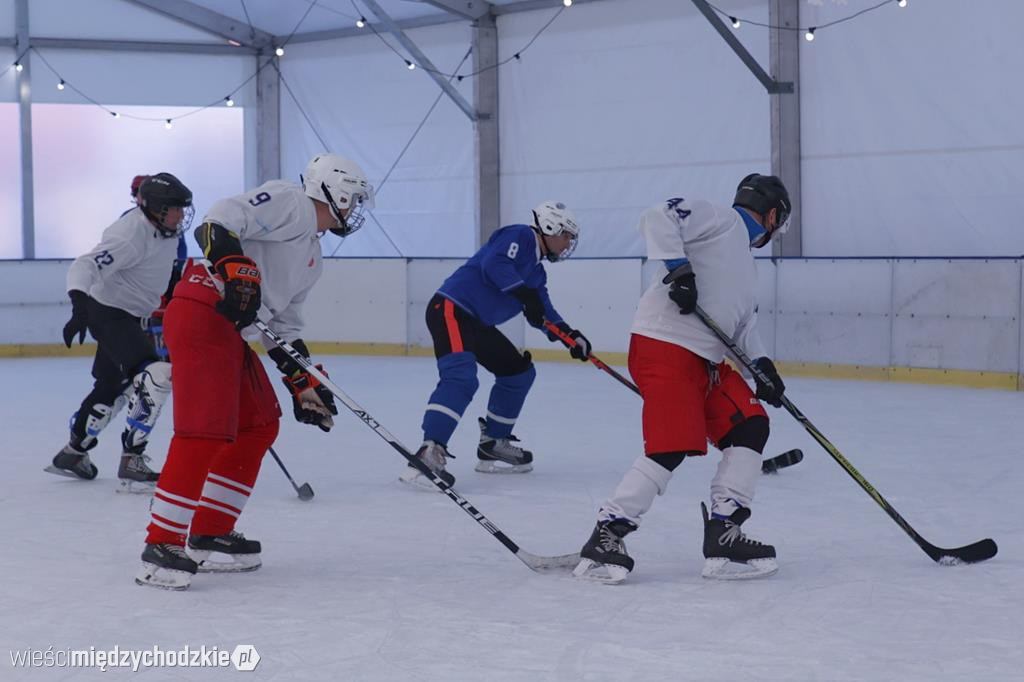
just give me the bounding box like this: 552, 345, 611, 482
475, 418, 533, 474
135, 543, 198, 591
572, 518, 638, 584
187, 530, 262, 573
44, 444, 98, 480
399, 441, 456, 491
117, 451, 160, 494
700, 502, 777, 580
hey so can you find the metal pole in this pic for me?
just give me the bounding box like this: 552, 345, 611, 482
770, 0, 802, 256
256, 54, 281, 184
473, 13, 500, 245
15, 0, 34, 258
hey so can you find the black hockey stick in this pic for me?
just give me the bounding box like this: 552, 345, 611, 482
693, 305, 997, 564
268, 446, 314, 501
545, 320, 803, 474
255, 320, 579, 572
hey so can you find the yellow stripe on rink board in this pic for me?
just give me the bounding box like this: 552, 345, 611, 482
776, 362, 1019, 391
1, 342, 1018, 390
0, 343, 98, 358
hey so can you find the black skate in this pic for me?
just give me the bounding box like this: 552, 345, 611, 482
44, 445, 98, 480
399, 441, 456, 491
475, 418, 533, 474
135, 543, 198, 591
187, 530, 262, 573
701, 502, 778, 580
117, 449, 160, 494
572, 518, 638, 584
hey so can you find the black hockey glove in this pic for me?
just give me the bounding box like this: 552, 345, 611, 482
752, 357, 786, 408
511, 286, 545, 328
547, 321, 591, 361
214, 255, 262, 330
62, 290, 90, 348
662, 263, 697, 315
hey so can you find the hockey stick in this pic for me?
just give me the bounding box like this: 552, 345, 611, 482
693, 304, 997, 564
543, 321, 640, 396
254, 320, 579, 572
544, 320, 803, 474
268, 446, 314, 501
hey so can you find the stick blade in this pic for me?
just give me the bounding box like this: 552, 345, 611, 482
930, 538, 998, 565
517, 550, 581, 572
297, 483, 315, 501
762, 449, 803, 474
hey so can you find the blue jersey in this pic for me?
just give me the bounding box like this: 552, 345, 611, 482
437, 224, 563, 327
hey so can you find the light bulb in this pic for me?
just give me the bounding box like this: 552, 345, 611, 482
165, 119, 173, 130
15, 62, 23, 72
406, 60, 415, 70
897, 0, 907, 6
805, 28, 816, 41
730, 16, 740, 29
563, 0, 572, 6
357, 17, 366, 28
57, 79, 65, 90
275, 46, 284, 57
225, 96, 235, 107
111, 112, 120, 119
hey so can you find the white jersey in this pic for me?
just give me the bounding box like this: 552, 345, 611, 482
66, 208, 178, 318
204, 180, 322, 345
631, 198, 767, 364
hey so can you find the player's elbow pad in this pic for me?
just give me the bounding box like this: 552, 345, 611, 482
196, 221, 244, 264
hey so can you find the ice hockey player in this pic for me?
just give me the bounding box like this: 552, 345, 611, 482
48, 173, 194, 493
400, 201, 590, 491
136, 153, 374, 590
573, 174, 791, 583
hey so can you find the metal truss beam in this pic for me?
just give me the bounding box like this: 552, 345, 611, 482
125, 0, 273, 48
360, 0, 479, 121
30, 37, 257, 55
690, 0, 793, 94
411, 0, 492, 21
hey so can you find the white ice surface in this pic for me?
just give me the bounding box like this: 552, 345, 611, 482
1, 355, 1021, 681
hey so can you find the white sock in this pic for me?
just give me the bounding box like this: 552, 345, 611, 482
710, 446, 761, 518
598, 455, 674, 526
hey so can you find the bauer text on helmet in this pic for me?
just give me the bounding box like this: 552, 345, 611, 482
532, 200, 580, 262
302, 154, 375, 238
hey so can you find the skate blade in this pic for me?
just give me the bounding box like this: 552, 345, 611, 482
571, 558, 630, 584
43, 464, 96, 480
135, 562, 193, 590
398, 467, 451, 492
117, 479, 156, 494
187, 548, 262, 573
474, 459, 533, 474
701, 557, 778, 580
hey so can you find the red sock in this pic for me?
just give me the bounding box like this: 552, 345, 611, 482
146, 436, 228, 545
191, 421, 278, 537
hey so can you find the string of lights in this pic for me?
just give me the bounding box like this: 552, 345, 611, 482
348, 0, 569, 81
712, 0, 908, 42
4, 0, 319, 128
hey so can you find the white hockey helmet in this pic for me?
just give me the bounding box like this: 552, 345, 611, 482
532, 200, 580, 261
302, 153, 375, 237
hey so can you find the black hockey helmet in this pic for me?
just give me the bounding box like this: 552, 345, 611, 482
733, 173, 791, 246
138, 172, 195, 238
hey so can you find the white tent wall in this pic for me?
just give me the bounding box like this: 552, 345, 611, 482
498, 0, 771, 257
279, 22, 476, 259
800, 0, 1024, 257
